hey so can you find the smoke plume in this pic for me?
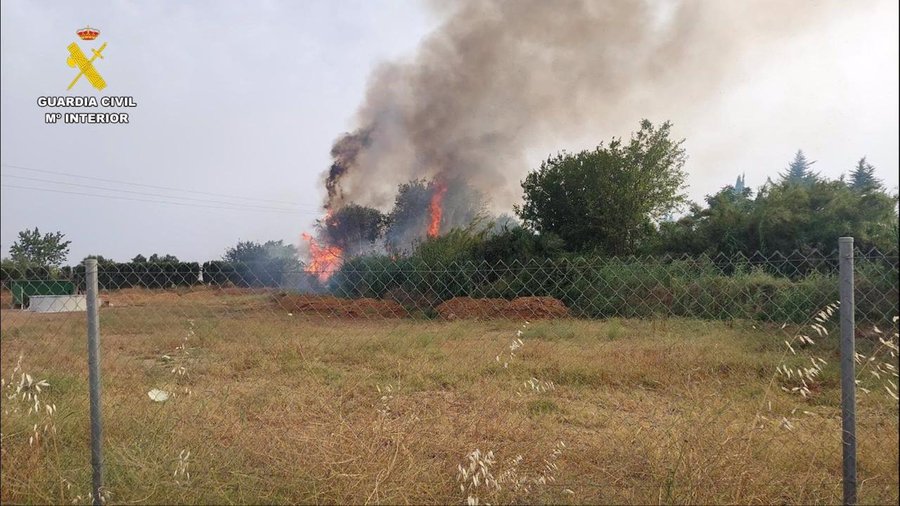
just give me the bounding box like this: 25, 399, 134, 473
322, 0, 847, 214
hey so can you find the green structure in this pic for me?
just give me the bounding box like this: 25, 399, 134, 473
9, 280, 76, 308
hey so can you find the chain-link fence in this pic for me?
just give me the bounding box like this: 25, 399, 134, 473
1, 247, 897, 504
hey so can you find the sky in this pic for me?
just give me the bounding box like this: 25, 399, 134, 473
1, 0, 898, 263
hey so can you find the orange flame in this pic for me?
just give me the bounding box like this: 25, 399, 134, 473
301, 232, 343, 283
427, 182, 448, 238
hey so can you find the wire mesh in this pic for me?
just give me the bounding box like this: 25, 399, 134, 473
1, 248, 897, 504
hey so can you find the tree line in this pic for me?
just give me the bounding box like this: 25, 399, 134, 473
322, 120, 898, 264
3, 119, 897, 285
0, 232, 301, 289
325, 122, 896, 322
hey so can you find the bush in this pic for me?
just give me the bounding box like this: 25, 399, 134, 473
202, 260, 290, 288
326, 252, 897, 324
72, 262, 202, 290
323, 226, 897, 324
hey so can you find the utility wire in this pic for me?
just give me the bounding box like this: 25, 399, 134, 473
1, 162, 320, 209
1, 174, 307, 213
0, 184, 319, 215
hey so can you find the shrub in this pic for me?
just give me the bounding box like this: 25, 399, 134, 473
72, 262, 202, 290
328, 234, 897, 324
202, 260, 289, 288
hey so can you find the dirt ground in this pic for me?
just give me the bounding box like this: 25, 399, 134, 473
436, 296, 570, 320
275, 293, 409, 318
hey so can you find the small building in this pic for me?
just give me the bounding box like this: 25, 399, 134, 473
9, 279, 76, 309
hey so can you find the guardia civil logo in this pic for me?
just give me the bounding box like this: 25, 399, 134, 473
35, 25, 137, 124
66, 26, 107, 91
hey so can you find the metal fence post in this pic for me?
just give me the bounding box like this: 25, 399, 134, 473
85, 258, 104, 505
838, 237, 857, 505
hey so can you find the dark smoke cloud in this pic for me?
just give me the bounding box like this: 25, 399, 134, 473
323, 0, 848, 213
325, 128, 372, 210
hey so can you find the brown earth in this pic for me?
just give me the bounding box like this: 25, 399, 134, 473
436, 296, 569, 320
434, 297, 508, 319
274, 294, 409, 318
506, 296, 570, 319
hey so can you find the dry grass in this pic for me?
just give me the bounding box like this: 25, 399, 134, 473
0, 289, 12, 309
0, 290, 897, 505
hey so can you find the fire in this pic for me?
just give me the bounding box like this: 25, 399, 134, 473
427, 181, 448, 238
301, 232, 343, 283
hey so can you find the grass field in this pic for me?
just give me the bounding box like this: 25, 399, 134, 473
1, 289, 897, 504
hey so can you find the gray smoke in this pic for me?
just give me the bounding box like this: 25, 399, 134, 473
324, 0, 847, 214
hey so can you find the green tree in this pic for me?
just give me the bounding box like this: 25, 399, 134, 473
131, 254, 148, 263
223, 240, 297, 264
651, 209, 708, 255
473, 226, 565, 265
9, 228, 71, 267
148, 253, 179, 262
653, 169, 898, 256
649, 182, 756, 256
752, 179, 872, 252
733, 173, 746, 194
223, 241, 267, 263
779, 150, 819, 186
516, 120, 687, 254
261, 240, 298, 263
848, 157, 882, 193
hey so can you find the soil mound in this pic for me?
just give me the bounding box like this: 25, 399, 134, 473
506, 296, 570, 319
435, 297, 508, 320
435, 296, 569, 320
275, 294, 408, 318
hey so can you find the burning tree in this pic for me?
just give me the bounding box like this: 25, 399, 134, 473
384, 178, 486, 255
384, 179, 434, 254
318, 204, 388, 256
301, 233, 343, 283
300, 176, 487, 283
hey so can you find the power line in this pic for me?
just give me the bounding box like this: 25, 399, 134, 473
0, 163, 321, 209
0, 183, 320, 215
1, 174, 308, 213
0, 183, 315, 214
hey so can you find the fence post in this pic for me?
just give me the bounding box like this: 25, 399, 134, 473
85, 258, 104, 505
838, 237, 857, 505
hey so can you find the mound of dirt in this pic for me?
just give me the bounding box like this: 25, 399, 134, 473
275, 294, 408, 318
435, 296, 569, 320
435, 297, 508, 320
506, 296, 570, 319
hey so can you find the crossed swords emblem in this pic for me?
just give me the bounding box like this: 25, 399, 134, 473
66, 42, 107, 91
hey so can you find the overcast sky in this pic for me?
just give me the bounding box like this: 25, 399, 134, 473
1, 0, 897, 263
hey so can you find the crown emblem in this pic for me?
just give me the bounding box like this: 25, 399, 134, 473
76, 26, 100, 41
